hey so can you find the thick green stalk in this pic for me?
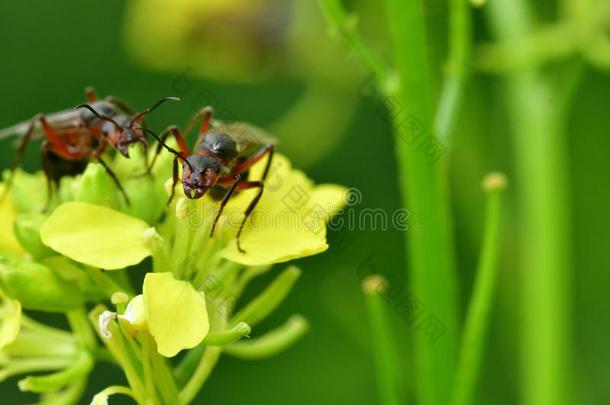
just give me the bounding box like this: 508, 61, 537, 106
485, 2, 572, 404
435, 0, 472, 146
383, 1, 458, 405
363, 276, 402, 405
452, 174, 506, 405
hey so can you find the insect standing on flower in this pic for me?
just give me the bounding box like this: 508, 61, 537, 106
0, 87, 179, 207
147, 106, 275, 253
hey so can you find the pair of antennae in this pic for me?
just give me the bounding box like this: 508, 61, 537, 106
75, 96, 180, 131
142, 128, 194, 171
128, 97, 180, 128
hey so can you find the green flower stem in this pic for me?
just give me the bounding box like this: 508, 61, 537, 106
39, 376, 88, 405
383, 1, 459, 405
229, 266, 301, 328
173, 204, 193, 277
7, 331, 77, 358
141, 334, 161, 405
84, 267, 129, 298
318, 0, 394, 93
174, 344, 205, 388
205, 322, 251, 346
91, 385, 135, 404
17, 351, 93, 393
67, 308, 96, 349
486, 2, 573, 405
179, 346, 222, 404
118, 320, 143, 364
435, 0, 472, 145
451, 174, 506, 405
20, 316, 75, 343
362, 276, 401, 405
223, 315, 309, 360
319, 2, 459, 403
137, 332, 179, 405
179, 305, 226, 405
150, 350, 180, 404
89, 306, 147, 403
91, 347, 114, 363
0, 358, 75, 382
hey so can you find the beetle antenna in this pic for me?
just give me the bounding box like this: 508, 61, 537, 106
142, 128, 193, 171
129, 97, 180, 128
75, 104, 122, 129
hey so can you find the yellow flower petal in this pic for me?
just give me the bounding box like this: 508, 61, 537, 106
143, 272, 209, 357
40, 202, 152, 270
0, 293, 21, 350
219, 154, 347, 266
0, 184, 25, 255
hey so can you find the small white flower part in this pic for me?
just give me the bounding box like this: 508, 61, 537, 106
98, 311, 116, 339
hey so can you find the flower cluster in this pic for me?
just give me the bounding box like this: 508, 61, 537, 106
0, 136, 345, 404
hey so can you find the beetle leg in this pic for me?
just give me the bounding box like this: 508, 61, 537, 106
210, 175, 241, 237
86, 86, 97, 103
0, 114, 45, 203
96, 156, 131, 206
39, 116, 73, 155
233, 180, 265, 253
231, 144, 274, 180
148, 126, 190, 173
184, 106, 214, 146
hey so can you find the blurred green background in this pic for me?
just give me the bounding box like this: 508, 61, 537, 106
0, 0, 608, 404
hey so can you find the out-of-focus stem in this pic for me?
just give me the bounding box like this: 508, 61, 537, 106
485, 2, 573, 404
384, 1, 459, 405
317, 1, 459, 404
435, 0, 472, 146
363, 275, 402, 405
452, 173, 506, 405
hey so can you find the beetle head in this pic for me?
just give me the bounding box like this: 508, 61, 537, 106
182, 156, 223, 199
115, 126, 148, 158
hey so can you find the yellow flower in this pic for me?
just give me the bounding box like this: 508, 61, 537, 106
119, 273, 209, 358
0, 184, 25, 255
39, 154, 346, 269
216, 154, 347, 266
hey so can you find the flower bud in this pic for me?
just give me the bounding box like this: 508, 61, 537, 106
0, 257, 84, 312
3, 169, 47, 214
13, 213, 55, 259
40, 256, 104, 300
74, 164, 120, 208
122, 176, 166, 224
